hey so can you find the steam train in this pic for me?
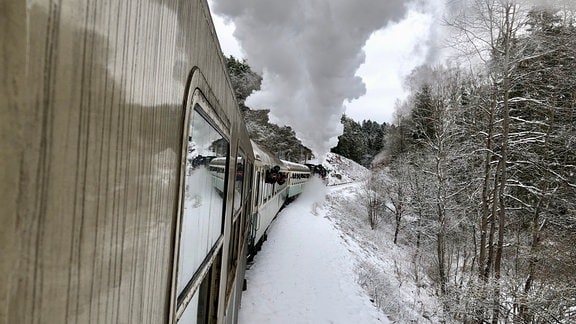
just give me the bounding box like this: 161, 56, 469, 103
1, 0, 314, 323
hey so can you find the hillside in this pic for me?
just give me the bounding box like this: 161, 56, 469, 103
321, 152, 369, 186
239, 153, 440, 323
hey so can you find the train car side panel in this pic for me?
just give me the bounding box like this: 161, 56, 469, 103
0, 1, 26, 322
2, 0, 244, 323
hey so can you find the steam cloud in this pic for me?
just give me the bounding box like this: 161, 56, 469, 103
211, 0, 408, 158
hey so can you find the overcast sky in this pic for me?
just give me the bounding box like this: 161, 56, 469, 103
207, 0, 575, 157
344, 9, 438, 124
208, 0, 442, 156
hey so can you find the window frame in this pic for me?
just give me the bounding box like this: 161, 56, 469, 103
173, 90, 231, 323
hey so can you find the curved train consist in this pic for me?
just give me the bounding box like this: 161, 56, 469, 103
1, 0, 316, 323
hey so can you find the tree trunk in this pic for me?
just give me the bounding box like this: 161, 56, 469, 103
393, 186, 403, 245
479, 95, 497, 281
393, 217, 400, 244
518, 202, 543, 323
492, 5, 515, 323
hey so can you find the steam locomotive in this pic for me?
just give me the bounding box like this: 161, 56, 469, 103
1, 0, 313, 323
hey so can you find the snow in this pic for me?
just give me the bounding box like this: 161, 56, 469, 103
238, 154, 440, 324
309, 152, 370, 186
239, 178, 389, 324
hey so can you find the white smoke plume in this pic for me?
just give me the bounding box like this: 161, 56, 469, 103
211, 0, 409, 158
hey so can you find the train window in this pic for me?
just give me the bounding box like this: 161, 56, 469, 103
233, 151, 245, 214
178, 291, 199, 323
178, 258, 219, 324
177, 106, 229, 297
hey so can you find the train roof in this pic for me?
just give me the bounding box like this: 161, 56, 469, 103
251, 140, 284, 168
209, 156, 227, 166
282, 160, 311, 173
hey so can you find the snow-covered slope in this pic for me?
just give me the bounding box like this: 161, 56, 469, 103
324, 184, 439, 323
239, 179, 388, 324
239, 153, 439, 323
316, 152, 369, 186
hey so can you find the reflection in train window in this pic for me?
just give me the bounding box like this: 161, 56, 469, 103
233, 152, 245, 214
177, 107, 229, 297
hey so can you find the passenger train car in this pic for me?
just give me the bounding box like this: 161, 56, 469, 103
247, 142, 311, 258
1, 1, 311, 323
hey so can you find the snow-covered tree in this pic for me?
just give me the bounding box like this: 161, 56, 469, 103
363, 171, 387, 230
379, 2, 576, 322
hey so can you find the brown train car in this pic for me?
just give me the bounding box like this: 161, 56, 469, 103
1, 0, 254, 323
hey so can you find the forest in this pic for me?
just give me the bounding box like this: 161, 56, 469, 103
373, 4, 576, 323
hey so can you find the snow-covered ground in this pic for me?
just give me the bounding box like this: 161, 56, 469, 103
239, 178, 388, 323
320, 152, 369, 186
239, 155, 439, 324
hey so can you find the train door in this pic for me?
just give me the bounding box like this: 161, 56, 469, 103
248, 168, 261, 257
224, 148, 252, 323
254, 169, 263, 226
226, 150, 245, 290
243, 161, 254, 244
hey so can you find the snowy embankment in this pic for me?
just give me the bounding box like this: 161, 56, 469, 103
324, 182, 439, 323
239, 178, 389, 324
311, 152, 368, 186
239, 154, 440, 323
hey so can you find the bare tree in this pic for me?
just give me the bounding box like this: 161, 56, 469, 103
445, 2, 576, 322
382, 158, 410, 245
382, 2, 576, 321
364, 171, 387, 230
403, 65, 475, 320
